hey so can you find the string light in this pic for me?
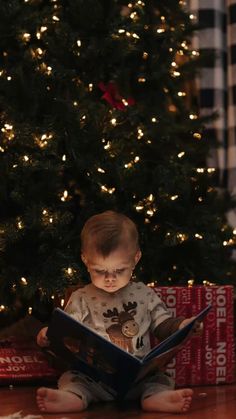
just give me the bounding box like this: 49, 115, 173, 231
195, 233, 203, 239
177, 233, 188, 242
122, 98, 129, 106
193, 132, 202, 140
21, 32, 31, 42
203, 280, 216, 286
42, 209, 55, 226
178, 91, 186, 97
189, 113, 198, 120
21, 277, 28, 285
207, 168, 216, 173
137, 128, 144, 139
61, 190, 69, 201
35, 133, 53, 148
17, 220, 24, 229
223, 239, 234, 246
135, 194, 157, 216
101, 185, 116, 194
172, 70, 180, 77
124, 156, 140, 169
181, 41, 188, 49
157, 28, 165, 34
97, 167, 105, 173
104, 141, 111, 150
138, 77, 146, 83
36, 26, 47, 40
1, 123, 15, 141
37, 63, 52, 75
196, 167, 216, 173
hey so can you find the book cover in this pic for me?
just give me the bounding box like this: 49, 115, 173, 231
46, 304, 211, 397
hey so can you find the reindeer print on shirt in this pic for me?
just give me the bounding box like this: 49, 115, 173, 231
103, 302, 139, 353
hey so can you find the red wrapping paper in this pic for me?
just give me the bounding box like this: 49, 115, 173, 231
152, 286, 235, 386
0, 337, 59, 384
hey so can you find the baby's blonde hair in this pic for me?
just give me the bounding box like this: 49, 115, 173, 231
81, 210, 139, 257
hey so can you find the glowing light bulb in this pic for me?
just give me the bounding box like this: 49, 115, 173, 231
189, 114, 197, 120
21, 277, 28, 285
98, 167, 105, 173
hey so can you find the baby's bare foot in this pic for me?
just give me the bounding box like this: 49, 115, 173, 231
36, 387, 85, 413
142, 388, 193, 413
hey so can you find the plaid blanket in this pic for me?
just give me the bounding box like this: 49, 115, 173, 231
189, 0, 236, 202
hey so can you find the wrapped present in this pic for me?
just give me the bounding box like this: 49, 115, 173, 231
0, 337, 60, 385
152, 285, 235, 386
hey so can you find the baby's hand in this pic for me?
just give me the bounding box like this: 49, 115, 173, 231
179, 317, 203, 335
37, 327, 50, 347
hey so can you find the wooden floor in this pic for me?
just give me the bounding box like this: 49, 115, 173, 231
1, 384, 236, 418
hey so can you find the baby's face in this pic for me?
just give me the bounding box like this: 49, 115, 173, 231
82, 248, 141, 293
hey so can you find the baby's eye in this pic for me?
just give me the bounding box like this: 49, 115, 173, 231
115, 269, 126, 275
94, 269, 106, 276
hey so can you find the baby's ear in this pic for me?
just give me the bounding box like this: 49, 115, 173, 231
81, 253, 87, 265
134, 250, 142, 265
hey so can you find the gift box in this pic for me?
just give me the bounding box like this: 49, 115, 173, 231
152, 285, 235, 386
0, 337, 60, 385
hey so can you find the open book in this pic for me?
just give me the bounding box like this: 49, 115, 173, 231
46, 304, 211, 398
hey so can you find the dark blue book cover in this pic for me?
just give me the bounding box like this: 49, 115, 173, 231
46, 304, 211, 397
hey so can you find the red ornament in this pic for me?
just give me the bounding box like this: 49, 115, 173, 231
98, 81, 135, 110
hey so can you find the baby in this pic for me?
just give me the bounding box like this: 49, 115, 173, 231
36, 210, 201, 413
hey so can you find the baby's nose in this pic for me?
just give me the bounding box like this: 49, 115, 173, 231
105, 271, 116, 279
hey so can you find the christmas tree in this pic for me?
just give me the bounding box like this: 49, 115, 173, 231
0, 0, 235, 324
